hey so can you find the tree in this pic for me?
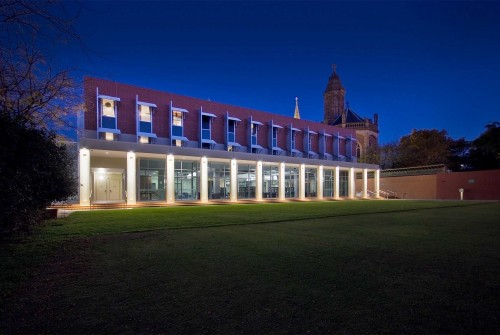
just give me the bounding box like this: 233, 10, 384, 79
394, 129, 451, 168
358, 143, 380, 165
0, 114, 76, 233
469, 122, 500, 170
378, 141, 400, 169
0, 1, 81, 233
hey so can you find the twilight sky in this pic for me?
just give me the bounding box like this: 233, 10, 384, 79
52, 1, 500, 144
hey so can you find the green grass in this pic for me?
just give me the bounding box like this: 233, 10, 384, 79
1, 200, 500, 334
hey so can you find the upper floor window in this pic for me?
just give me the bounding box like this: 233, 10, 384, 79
228, 119, 236, 143
170, 103, 189, 146
269, 121, 284, 155
139, 105, 152, 133
226, 113, 241, 151
101, 98, 117, 129
288, 125, 301, 157
251, 123, 258, 145
249, 118, 263, 153
96, 89, 121, 141
272, 127, 278, 148
200, 109, 217, 149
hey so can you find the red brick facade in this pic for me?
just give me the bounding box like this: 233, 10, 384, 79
84, 77, 355, 156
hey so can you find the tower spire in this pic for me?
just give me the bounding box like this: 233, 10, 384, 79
294, 97, 301, 119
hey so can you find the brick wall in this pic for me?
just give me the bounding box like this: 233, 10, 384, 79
436, 170, 500, 200
84, 76, 355, 155
356, 169, 500, 200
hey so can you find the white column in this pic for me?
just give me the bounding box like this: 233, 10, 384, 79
317, 165, 324, 200
256, 161, 263, 201
166, 154, 175, 204
334, 166, 340, 199
375, 169, 380, 198
200, 156, 208, 203
278, 162, 285, 201
126, 151, 136, 205
362, 168, 368, 199
299, 164, 306, 200
79, 148, 91, 206
348, 167, 355, 199
230, 159, 237, 202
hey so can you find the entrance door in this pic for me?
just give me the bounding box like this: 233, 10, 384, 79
94, 172, 123, 202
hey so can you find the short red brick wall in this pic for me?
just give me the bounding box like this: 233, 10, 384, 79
436, 170, 500, 200
356, 169, 500, 200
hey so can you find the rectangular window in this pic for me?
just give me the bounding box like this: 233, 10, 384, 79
237, 164, 256, 199
262, 164, 279, 198
272, 127, 278, 148
285, 166, 299, 198
101, 98, 117, 129
202, 115, 211, 140
228, 120, 236, 143
208, 162, 231, 200
339, 170, 349, 197
172, 111, 183, 137
102, 99, 115, 117
251, 123, 257, 145
305, 168, 317, 197
139, 159, 166, 201
139, 105, 152, 133
323, 169, 334, 197
174, 160, 199, 200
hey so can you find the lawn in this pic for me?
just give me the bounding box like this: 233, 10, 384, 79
1, 200, 499, 334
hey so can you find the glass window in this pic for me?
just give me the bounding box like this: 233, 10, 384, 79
237, 164, 256, 199
323, 169, 334, 197
263, 164, 279, 198
272, 127, 278, 148
305, 168, 317, 197
101, 98, 117, 129
139, 105, 152, 133
291, 131, 296, 150
172, 111, 183, 137
139, 158, 165, 201
102, 99, 115, 117
202, 115, 211, 140
208, 162, 230, 199
339, 170, 349, 197
251, 123, 258, 146
174, 160, 199, 200
228, 120, 236, 143
285, 166, 299, 198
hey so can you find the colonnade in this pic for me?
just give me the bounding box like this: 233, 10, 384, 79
79, 148, 380, 206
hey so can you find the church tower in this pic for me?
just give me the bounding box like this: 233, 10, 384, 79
323, 64, 345, 125
323, 65, 380, 162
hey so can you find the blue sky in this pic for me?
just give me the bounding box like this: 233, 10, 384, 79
52, 1, 500, 144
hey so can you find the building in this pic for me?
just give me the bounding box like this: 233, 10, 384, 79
324, 65, 379, 158
78, 76, 380, 206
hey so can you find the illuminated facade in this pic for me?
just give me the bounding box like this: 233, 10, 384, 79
78, 77, 380, 206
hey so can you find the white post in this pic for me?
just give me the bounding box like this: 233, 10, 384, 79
200, 156, 208, 203
299, 164, 306, 200
334, 166, 340, 199
375, 169, 380, 198
279, 162, 286, 201
79, 148, 91, 206
166, 154, 175, 204
362, 168, 368, 199
256, 161, 263, 201
230, 159, 237, 202
317, 165, 324, 200
348, 167, 355, 199
126, 151, 136, 205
